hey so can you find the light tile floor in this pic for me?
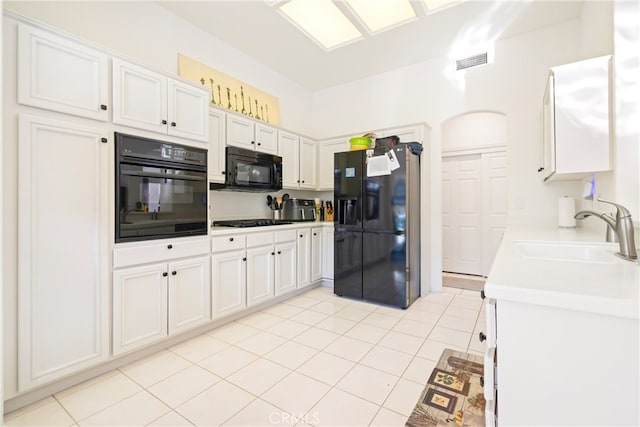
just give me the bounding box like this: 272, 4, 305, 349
4, 286, 485, 427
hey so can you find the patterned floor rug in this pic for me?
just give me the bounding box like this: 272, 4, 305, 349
406, 349, 485, 426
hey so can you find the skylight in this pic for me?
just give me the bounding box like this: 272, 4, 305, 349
345, 0, 417, 33
279, 0, 362, 50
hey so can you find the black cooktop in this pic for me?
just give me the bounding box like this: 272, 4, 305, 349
212, 219, 293, 228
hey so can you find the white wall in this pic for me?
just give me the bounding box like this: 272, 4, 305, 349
312, 4, 617, 292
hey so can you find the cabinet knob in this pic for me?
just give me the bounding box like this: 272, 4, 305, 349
313, 233, 317, 236
277, 251, 282, 254
300, 234, 303, 238
242, 257, 247, 261
480, 290, 486, 300
100, 137, 107, 144
167, 244, 173, 249
258, 142, 261, 146
100, 104, 107, 111
479, 332, 487, 342
162, 119, 167, 125
480, 376, 484, 387
302, 180, 305, 183
271, 252, 275, 255
251, 141, 255, 145
171, 271, 177, 276
229, 237, 234, 242
162, 272, 168, 277
221, 171, 225, 175
297, 180, 300, 183
171, 122, 177, 127
537, 167, 544, 172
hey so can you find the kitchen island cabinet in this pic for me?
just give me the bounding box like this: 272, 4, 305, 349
483, 226, 639, 426
112, 237, 211, 355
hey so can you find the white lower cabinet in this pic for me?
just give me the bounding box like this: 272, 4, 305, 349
274, 229, 297, 296
296, 228, 311, 288
322, 226, 334, 280
112, 238, 210, 356
311, 227, 323, 282
211, 249, 247, 319
247, 243, 275, 307
113, 264, 168, 356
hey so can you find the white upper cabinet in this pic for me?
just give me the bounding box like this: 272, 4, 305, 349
208, 109, 227, 183
226, 114, 277, 154
540, 55, 612, 182
380, 125, 423, 143
278, 130, 300, 188
18, 23, 109, 121
317, 138, 349, 191
113, 58, 209, 142
279, 131, 317, 189
300, 137, 317, 189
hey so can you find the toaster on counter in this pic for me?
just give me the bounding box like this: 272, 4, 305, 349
282, 198, 316, 221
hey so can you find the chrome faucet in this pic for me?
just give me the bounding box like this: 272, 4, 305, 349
575, 199, 637, 261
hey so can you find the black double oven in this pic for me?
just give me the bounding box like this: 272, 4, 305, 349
115, 132, 208, 243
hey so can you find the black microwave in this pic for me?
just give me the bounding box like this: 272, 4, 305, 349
211, 146, 283, 192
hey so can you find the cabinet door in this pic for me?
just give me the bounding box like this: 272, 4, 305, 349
168, 256, 211, 335
226, 114, 255, 150
296, 228, 311, 288
18, 24, 109, 121
299, 137, 317, 189
322, 227, 334, 280
278, 130, 300, 188
275, 241, 297, 296
317, 139, 349, 190
246, 245, 275, 307
208, 109, 227, 183
18, 114, 109, 391
255, 123, 278, 155
382, 125, 423, 143
311, 228, 323, 282
211, 250, 247, 318
113, 264, 168, 356
168, 78, 210, 142
113, 58, 167, 133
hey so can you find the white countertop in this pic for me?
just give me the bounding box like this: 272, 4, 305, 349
210, 221, 333, 235
484, 225, 640, 319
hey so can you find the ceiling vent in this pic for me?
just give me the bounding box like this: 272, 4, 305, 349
456, 52, 488, 71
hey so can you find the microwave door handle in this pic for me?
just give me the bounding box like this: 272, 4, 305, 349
121, 170, 205, 181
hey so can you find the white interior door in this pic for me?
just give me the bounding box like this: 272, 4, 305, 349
481, 152, 507, 276
442, 155, 483, 275
442, 151, 506, 277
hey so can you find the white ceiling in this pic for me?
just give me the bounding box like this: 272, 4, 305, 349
156, 0, 584, 91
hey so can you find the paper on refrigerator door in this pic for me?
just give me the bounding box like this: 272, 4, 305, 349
387, 149, 400, 171
367, 154, 391, 176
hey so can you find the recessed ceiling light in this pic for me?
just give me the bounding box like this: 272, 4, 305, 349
423, 0, 462, 13
345, 0, 417, 33
279, 0, 363, 50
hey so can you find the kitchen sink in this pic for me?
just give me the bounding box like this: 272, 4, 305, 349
515, 241, 618, 263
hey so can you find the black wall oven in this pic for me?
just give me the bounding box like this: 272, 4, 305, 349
115, 133, 208, 243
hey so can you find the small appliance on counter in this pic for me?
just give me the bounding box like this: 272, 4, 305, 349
282, 198, 316, 221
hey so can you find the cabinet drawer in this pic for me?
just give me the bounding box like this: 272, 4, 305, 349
114, 238, 209, 268
247, 231, 274, 248
212, 234, 246, 252
275, 229, 296, 243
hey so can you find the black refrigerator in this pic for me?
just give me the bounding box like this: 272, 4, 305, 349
333, 143, 421, 308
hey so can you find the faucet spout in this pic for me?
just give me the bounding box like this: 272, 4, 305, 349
574, 199, 637, 261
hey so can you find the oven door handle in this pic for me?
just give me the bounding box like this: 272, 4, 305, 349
121, 170, 206, 181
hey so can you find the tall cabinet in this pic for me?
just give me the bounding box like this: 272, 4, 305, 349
17, 114, 109, 391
